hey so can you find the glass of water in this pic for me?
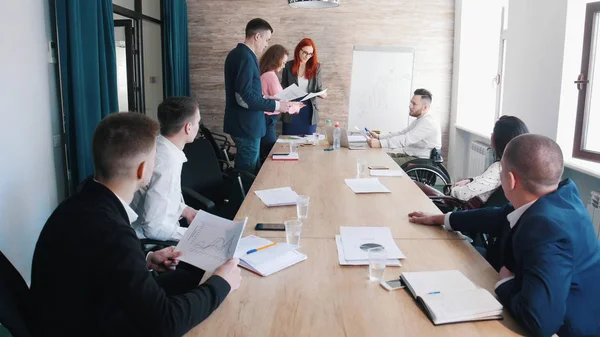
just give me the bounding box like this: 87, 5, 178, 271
356, 157, 368, 178
312, 132, 319, 145
285, 219, 303, 248
296, 195, 310, 220
290, 140, 299, 153
368, 247, 387, 281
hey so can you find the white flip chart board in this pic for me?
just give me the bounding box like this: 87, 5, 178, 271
347, 46, 415, 133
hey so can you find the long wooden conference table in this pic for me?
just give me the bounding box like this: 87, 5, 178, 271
187, 141, 525, 336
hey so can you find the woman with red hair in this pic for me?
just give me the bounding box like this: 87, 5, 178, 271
281, 38, 327, 135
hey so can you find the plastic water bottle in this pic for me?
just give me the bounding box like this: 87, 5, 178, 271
325, 119, 333, 143
333, 122, 341, 150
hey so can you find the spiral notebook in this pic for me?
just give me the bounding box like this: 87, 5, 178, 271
400, 270, 503, 325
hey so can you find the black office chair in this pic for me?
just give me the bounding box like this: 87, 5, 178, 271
200, 124, 236, 171
402, 148, 451, 189
182, 137, 254, 220
0, 250, 33, 337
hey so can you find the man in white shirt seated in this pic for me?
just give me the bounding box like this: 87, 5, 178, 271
131, 97, 201, 241
367, 88, 442, 166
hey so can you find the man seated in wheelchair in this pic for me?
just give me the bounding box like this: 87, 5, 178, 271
366, 88, 441, 167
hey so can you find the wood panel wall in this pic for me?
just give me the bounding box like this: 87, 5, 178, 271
187, 0, 454, 157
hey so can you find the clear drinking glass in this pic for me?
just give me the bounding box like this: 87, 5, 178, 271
356, 157, 368, 178
368, 247, 387, 281
284, 219, 303, 248
290, 140, 299, 153
312, 132, 319, 145
296, 195, 310, 221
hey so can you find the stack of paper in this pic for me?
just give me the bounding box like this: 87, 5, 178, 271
336, 236, 402, 266
176, 210, 247, 272
336, 226, 406, 266
234, 235, 307, 276
370, 170, 403, 177
348, 135, 367, 143
276, 135, 325, 144
344, 178, 391, 193
254, 187, 299, 207
272, 152, 299, 161
401, 270, 503, 325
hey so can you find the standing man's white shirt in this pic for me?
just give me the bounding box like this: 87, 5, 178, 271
132, 135, 188, 241
378, 114, 441, 158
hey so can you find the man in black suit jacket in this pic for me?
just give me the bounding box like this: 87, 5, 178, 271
408, 134, 600, 337
31, 113, 242, 337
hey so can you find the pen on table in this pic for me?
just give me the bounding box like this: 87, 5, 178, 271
427, 291, 441, 295
246, 242, 278, 255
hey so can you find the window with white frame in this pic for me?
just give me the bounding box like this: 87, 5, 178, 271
574, 1, 600, 163
455, 0, 507, 136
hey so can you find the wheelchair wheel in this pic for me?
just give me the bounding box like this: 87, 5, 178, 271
403, 163, 451, 188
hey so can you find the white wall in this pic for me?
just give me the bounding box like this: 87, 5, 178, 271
0, 0, 64, 282
500, 0, 568, 138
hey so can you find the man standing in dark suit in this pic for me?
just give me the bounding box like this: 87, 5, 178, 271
409, 134, 600, 337
223, 18, 303, 174
31, 113, 242, 337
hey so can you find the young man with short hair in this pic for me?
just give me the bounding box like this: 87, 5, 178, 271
132, 97, 201, 241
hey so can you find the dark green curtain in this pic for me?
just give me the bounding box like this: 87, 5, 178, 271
162, 0, 191, 96
56, 0, 118, 186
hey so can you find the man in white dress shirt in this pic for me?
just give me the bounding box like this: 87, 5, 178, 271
131, 97, 201, 241
367, 88, 442, 166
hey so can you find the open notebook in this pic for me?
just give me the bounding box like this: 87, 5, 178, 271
234, 236, 307, 277
400, 270, 503, 325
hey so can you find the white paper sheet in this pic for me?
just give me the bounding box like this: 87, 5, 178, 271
339, 226, 406, 261
176, 210, 247, 272
348, 135, 367, 143
276, 134, 326, 144
369, 170, 404, 177
254, 187, 299, 206
275, 84, 308, 102
272, 152, 299, 161
344, 178, 391, 194
300, 88, 328, 101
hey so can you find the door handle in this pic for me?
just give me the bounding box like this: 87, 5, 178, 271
575, 74, 589, 91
